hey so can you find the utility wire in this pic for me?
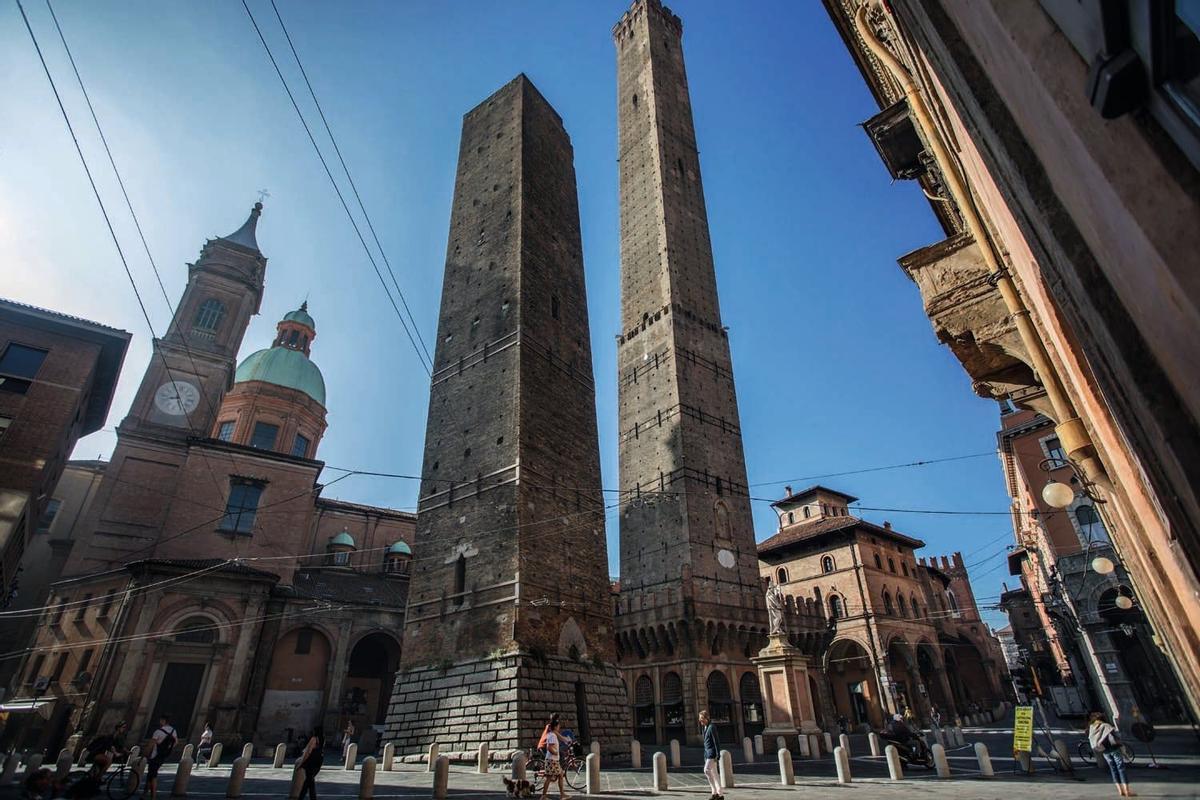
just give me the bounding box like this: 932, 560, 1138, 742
267, 0, 433, 368
240, 0, 432, 376
748, 451, 997, 487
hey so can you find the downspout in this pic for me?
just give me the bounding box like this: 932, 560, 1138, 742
853, 3, 1110, 489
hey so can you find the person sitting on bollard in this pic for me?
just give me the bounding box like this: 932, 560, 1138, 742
699, 710, 723, 800
1088, 712, 1135, 798
296, 727, 324, 800
197, 721, 214, 764
538, 717, 570, 800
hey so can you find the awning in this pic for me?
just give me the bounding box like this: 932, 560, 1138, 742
0, 699, 55, 719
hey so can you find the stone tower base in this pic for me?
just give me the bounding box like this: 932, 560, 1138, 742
384, 652, 630, 756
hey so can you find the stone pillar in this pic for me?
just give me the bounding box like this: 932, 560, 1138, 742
753, 734, 764, 755
669, 739, 681, 768
273, 744, 286, 768
477, 743, 489, 774
426, 743, 439, 772
181, 744, 194, 762
808, 733, 822, 757
172, 757, 193, 797
777, 749, 794, 785
512, 752, 527, 781
932, 743, 950, 777
974, 742, 993, 777
652, 751, 668, 791
241, 743, 253, 761
382, 743, 395, 771
719, 750, 733, 789
432, 755, 449, 800
795, 734, 810, 758
751, 634, 820, 753
822, 731, 833, 753
834, 746, 851, 784
741, 737, 753, 762
884, 745, 903, 780
630, 740, 641, 769
208, 742, 223, 768
589, 741, 600, 757
288, 766, 306, 799
838, 733, 850, 755
359, 756, 376, 799
55, 748, 73, 779
344, 742, 358, 770
128, 746, 140, 761
226, 756, 249, 798
129, 757, 144, 784
585, 752, 600, 795
775, 736, 786, 753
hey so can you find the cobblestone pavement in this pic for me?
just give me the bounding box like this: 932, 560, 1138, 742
5, 726, 1198, 798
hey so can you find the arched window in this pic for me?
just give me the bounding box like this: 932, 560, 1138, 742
887, 557, 896, 573
454, 554, 467, 596
194, 299, 225, 333
911, 594, 920, 620
714, 501, 733, 541
873, 554, 882, 569
776, 567, 788, 585
803, 506, 811, 519
897, 594, 908, 617
883, 591, 895, 615
821, 555, 835, 574
175, 616, 217, 644
634, 675, 656, 736
828, 595, 843, 619
901, 562, 909, 577
946, 590, 959, 612
787, 511, 794, 525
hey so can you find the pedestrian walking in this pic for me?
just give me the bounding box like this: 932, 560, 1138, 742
1088, 711, 1136, 797
296, 728, 324, 800
699, 710, 722, 800
930, 707, 942, 729
538, 717, 570, 800
197, 721, 214, 763
341, 720, 355, 760
144, 714, 178, 800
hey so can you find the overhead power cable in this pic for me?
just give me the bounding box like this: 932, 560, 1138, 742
267, 0, 433, 368
240, 0, 432, 376
748, 451, 997, 487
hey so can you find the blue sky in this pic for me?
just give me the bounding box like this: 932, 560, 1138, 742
1, 0, 1015, 625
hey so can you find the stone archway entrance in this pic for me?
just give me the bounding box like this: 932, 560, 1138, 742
343, 633, 401, 754
917, 641, 953, 720
260, 626, 332, 745
826, 639, 883, 730
886, 638, 924, 720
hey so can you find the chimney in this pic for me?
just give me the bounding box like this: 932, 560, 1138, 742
785, 485, 793, 498
883, 521, 892, 530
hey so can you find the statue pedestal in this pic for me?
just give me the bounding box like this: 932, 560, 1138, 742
752, 634, 820, 739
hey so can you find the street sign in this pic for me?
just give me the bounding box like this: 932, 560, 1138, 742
1013, 705, 1034, 752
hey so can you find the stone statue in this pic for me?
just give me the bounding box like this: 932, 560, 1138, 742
766, 584, 786, 636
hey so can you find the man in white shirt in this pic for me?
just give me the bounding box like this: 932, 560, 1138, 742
144, 715, 177, 799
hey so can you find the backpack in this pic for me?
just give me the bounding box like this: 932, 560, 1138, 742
154, 727, 177, 761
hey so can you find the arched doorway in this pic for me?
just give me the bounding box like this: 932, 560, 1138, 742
662, 672, 685, 744
145, 616, 223, 742
260, 626, 332, 745
826, 639, 883, 730
886, 639, 923, 720
917, 642, 952, 720
343, 633, 401, 754
739, 672, 764, 739
634, 675, 657, 744
706, 671, 735, 744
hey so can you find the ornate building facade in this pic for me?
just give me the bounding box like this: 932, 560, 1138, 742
757, 486, 1007, 730
822, 0, 1200, 723
612, 0, 770, 747
3, 207, 414, 757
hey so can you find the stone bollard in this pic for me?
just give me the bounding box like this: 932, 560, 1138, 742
208, 742, 223, 768
478, 743, 489, 774
669, 739, 681, 768
808, 733, 822, 757
1015, 750, 1032, 774
590, 741, 600, 757
932, 743, 950, 777
839, 733, 850, 756
382, 743, 395, 772
652, 751, 668, 791
585, 752, 600, 795
426, 743, 439, 772
55, 748, 73, 779
344, 742, 358, 770
432, 755, 449, 800
0, 752, 21, 786
241, 743, 254, 761
719, 750, 734, 789
885, 744, 903, 780
795, 734, 810, 758
288, 765, 306, 799
181, 744, 194, 762
741, 737, 754, 763
868, 732, 881, 757
776, 736, 787, 754
754, 735, 764, 756
1053, 739, 1071, 771
630, 740, 641, 769
512, 751, 527, 780
834, 746, 851, 784
227, 755, 249, 798
778, 748, 794, 785
823, 731, 834, 754
274, 743, 286, 768
130, 757, 145, 784
974, 742, 994, 777
359, 756, 376, 799
932, 726, 945, 747
129, 746, 141, 761
172, 756, 194, 797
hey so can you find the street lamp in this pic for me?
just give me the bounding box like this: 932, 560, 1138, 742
1091, 556, 1116, 575
1042, 479, 1076, 509
1038, 457, 1106, 509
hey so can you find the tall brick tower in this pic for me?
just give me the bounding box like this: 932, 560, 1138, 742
612, 0, 769, 746
385, 75, 628, 755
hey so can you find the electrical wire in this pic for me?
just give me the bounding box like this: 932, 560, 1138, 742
747, 451, 996, 487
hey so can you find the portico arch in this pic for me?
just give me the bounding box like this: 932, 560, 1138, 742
825, 637, 884, 730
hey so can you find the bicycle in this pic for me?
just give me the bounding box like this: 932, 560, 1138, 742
1076, 739, 1136, 767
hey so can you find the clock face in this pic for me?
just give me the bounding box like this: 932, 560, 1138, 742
717, 549, 736, 569
154, 380, 201, 416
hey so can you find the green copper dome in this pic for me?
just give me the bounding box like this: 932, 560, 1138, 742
387, 540, 412, 555
234, 346, 326, 405
283, 302, 315, 330
329, 530, 355, 548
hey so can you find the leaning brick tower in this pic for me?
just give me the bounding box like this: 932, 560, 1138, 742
613, 0, 770, 746
384, 75, 628, 755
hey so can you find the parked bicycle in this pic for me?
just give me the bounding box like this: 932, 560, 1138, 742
1077, 738, 1136, 767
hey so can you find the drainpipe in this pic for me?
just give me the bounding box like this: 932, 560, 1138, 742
853, 2, 1110, 489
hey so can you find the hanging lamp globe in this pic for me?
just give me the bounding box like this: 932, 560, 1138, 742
1114, 594, 1134, 611
1042, 479, 1075, 509
1091, 556, 1116, 575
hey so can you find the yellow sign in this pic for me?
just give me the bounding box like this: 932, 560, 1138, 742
1013, 705, 1034, 752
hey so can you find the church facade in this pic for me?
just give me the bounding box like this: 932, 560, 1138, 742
5, 206, 414, 756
